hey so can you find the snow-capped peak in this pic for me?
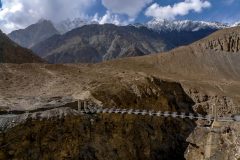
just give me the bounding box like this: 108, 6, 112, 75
231, 21, 240, 27
146, 19, 228, 32
54, 18, 239, 34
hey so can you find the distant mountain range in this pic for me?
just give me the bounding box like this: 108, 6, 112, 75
0, 30, 45, 63
55, 18, 237, 33
145, 19, 228, 32
6, 18, 240, 64
32, 24, 172, 63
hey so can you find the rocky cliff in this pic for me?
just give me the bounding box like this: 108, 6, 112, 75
200, 26, 240, 52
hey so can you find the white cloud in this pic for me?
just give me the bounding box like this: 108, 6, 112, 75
101, 0, 153, 18
145, 0, 211, 20
0, 0, 96, 33
93, 11, 132, 25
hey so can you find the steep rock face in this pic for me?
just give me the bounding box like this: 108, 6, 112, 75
184, 91, 240, 160
179, 76, 240, 160
8, 20, 59, 48
0, 30, 45, 63
186, 124, 240, 160
31, 24, 173, 63
200, 27, 240, 52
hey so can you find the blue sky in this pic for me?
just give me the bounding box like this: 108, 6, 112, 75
177, 0, 240, 23
89, 0, 240, 23
0, 0, 240, 33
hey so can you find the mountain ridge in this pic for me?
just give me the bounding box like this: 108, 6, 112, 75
31, 24, 173, 63
8, 20, 59, 48
54, 18, 233, 33
145, 19, 228, 32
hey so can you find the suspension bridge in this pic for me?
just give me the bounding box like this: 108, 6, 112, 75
77, 100, 240, 122
1, 100, 240, 128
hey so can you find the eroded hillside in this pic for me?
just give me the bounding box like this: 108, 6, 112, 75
199, 26, 240, 52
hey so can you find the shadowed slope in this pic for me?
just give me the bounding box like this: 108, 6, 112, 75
0, 30, 45, 64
